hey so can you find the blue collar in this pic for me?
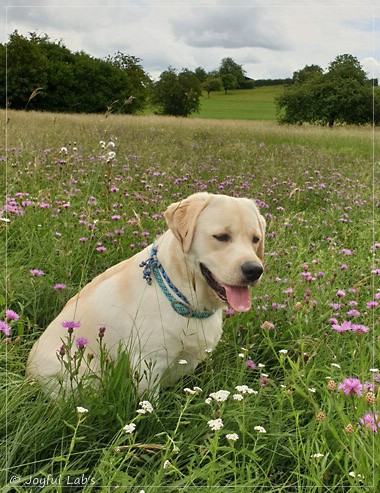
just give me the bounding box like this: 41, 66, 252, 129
140, 244, 216, 319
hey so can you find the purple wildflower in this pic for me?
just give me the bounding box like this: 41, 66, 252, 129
336, 290, 346, 298
61, 321, 81, 334
330, 303, 341, 311
75, 337, 89, 349
346, 309, 361, 317
29, 269, 45, 276
5, 309, 19, 321
338, 377, 363, 396
366, 301, 378, 309
53, 283, 67, 290
341, 248, 353, 255
331, 320, 353, 333
246, 359, 256, 369
351, 324, 370, 333
61, 321, 81, 329
0, 321, 11, 336
358, 412, 380, 432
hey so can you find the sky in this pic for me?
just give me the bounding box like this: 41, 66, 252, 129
1, 0, 379, 81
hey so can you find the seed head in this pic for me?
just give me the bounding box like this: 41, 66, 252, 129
327, 379, 337, 391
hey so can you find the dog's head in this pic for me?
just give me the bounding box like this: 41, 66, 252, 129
164, 192, 266, 312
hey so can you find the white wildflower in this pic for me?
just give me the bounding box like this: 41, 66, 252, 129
123, 423, 136, 434
235, 385, 257, 394
205, 348, 213, 354
184, 388, 196, 394
233, 394, 244, 401
226, 433, 239, 441
137, 400, 154, 414
369, 368, 379, 373
178, 359, 188, 365
76, 406, 89, 414
258, 363, 266, 368
60, 146, 68, 154
107, 141, 116, 149
254, 425, 267, 433
308, 387, 316, 393
311, 453, 324, 459
184, 386, 202, 395
331, 363, 341, 369
238, 353, 245, 358
349, 471, 364, 481
163, 460, 171, 469
279, 349, 288, 355
107, 151, 116, 161
99, 140, 106, 148
209, 390, 230, 402
207, 418, 224, 431
205, 397, 212, 405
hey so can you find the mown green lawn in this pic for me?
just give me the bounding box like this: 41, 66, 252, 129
194, 86, 284, 120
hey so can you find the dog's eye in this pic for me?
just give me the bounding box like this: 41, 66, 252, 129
213, 234, 230, 242
252, 236, 260, 244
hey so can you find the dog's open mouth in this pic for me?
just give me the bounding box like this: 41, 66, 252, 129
200, 263, 251, 312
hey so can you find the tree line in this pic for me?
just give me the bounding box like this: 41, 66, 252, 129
0, 31, 258, 115
1, 31, 378, 125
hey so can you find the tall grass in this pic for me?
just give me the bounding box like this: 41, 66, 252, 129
1, 110, 379, 492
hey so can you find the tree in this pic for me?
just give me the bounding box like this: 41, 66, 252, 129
151, 68, 202, 117
107, 52, 152, 113
221, 73, 238, 95
2, 31, 49, 109
218, 57, 246, 88
194, 67, 207, 83
276, 54, 373, 126
202, 76, 223, 98
1, 31, 152, 114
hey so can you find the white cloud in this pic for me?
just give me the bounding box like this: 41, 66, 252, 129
1, 1, 379, 80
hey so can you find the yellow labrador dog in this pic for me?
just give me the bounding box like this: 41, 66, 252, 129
27, 192, 265, 396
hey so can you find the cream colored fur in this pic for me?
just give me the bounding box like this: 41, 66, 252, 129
26, 192, 265, 396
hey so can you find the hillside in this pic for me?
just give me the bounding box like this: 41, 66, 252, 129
194, 86, 284, 121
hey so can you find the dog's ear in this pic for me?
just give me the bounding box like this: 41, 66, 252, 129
164, 193, 211, 252
257, 213, 266, 261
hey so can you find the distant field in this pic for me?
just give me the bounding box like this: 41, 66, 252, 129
194, 86, 284, 121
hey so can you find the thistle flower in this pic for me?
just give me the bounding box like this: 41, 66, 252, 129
338, 377, 363, 396
75, 337, 88, 349
53, 283, 67, 290
0, 321, 11, 336
5, 309, 19, 321
61, 321, 81, 330
358, 412, 380, 432
61, 320, 81, 335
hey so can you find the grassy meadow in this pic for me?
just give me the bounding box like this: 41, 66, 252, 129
195, 87, 283, 121
1, 109, 379, 492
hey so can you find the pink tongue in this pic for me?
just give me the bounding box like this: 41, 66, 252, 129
223, 285, 251, 312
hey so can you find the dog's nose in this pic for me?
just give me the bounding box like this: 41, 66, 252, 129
241, 262, 263, 282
